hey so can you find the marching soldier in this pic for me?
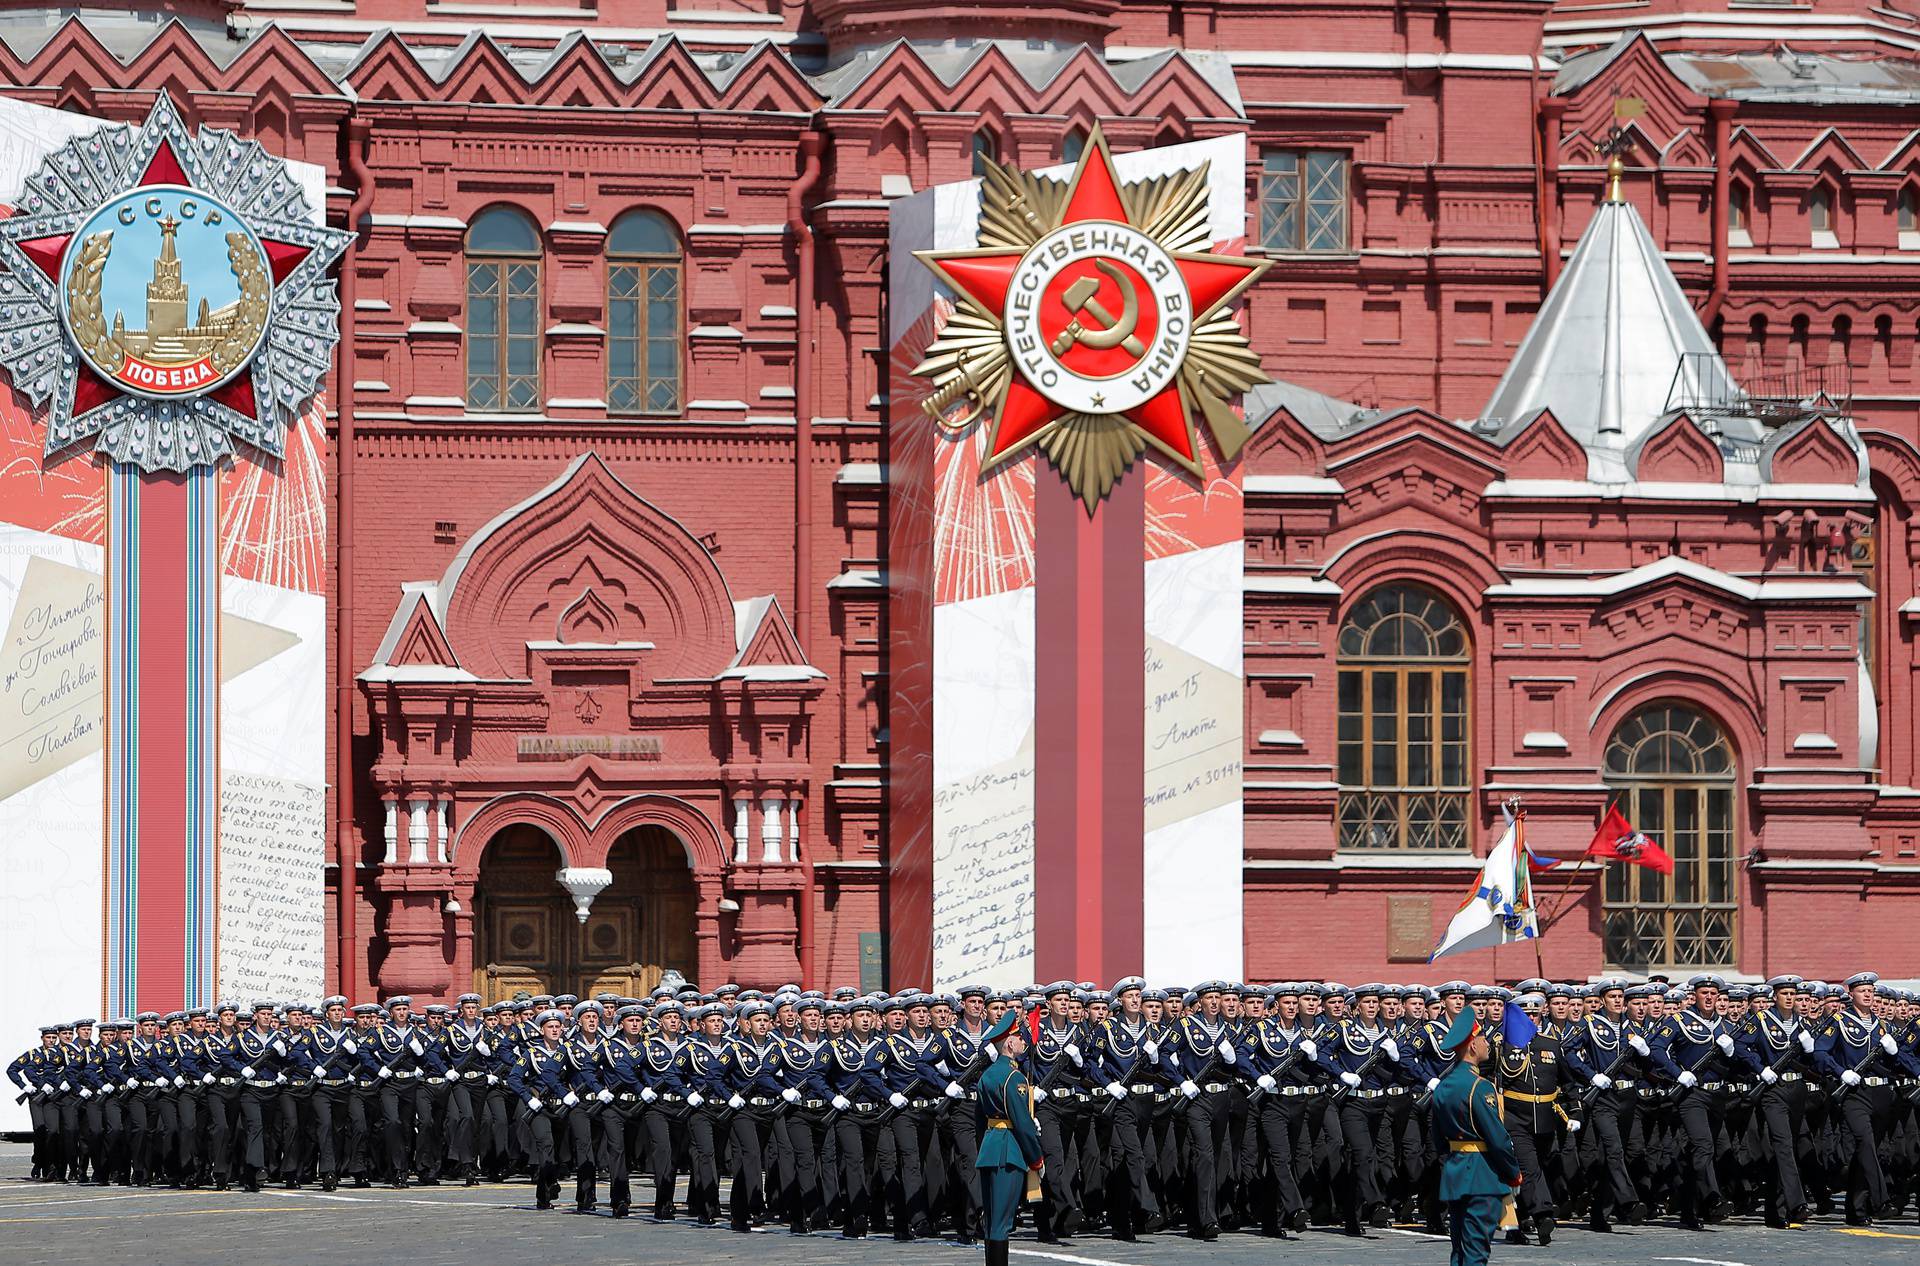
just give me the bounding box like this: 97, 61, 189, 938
1317, 982, 1413, 1235
1736, 974, 1818, 1226
1026, 981, 1088, 1240
975, 1008, 1044, 1266
1560, 977, 1648, 1230
1091, 976, 1166, 1240
504, 1007, 571, 1209
1814, 971, 1920, 1224
1242, 982, 1318, 1237
1430, 1008, 1522, 1266
1649, 973, 1739, 1228
1493, 989, 1568, 1246
825, 997, 891, 1238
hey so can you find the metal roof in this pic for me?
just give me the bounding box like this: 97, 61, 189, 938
1481, 197, 1728, 453
1555, 32, 1920, 103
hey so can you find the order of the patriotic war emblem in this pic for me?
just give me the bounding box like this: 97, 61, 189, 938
0, 93, 350, 473
913, 124, 1271, 508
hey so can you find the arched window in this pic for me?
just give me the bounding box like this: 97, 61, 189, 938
1809, 183, 1837, 247
1601, 704, 1736, 971
466, 207, 541, 412
971, 128, 999, 178
1336, 584, 1471, 850
606, 210, 683, 416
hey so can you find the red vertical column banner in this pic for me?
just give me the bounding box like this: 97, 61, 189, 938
890, 131, 1255, 989
105, 462, 220, 1016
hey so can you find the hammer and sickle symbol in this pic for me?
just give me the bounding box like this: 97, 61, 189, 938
1049, 258, 1146, 359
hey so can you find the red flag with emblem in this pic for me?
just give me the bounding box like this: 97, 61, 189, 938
1587, 802, 1675, 874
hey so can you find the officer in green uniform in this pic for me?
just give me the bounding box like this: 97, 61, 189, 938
1429, 1009, 1522, 1266
976, 1010, 1044, 1266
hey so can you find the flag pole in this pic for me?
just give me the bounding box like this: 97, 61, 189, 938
1540, 799, 1606, 937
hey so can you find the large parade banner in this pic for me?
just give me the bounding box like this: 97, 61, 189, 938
889, 132, 1264, 989
0, 98, 345, 1130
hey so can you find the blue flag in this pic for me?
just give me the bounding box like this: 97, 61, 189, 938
1501, 1000, 1538, 1049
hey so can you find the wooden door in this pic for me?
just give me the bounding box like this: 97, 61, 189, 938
472, 821, 700, 1002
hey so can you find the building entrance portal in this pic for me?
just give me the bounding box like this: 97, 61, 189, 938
473, 823, 697, 1001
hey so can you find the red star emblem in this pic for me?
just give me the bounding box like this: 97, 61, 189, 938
915, 128, 1268, 490
10, 141, 313, 424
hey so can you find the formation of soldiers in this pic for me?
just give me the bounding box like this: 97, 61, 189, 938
9, 971, 1920, 1242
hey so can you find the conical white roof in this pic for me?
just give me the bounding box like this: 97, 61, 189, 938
1482, 198, 1731, 448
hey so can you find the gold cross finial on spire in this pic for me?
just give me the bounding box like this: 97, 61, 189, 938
1595, 126, 1636, 204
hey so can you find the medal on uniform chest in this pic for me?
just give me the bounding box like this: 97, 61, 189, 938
912, 124, 1268, 508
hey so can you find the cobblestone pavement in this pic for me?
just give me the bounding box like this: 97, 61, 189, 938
2, 1148, 1918, 1266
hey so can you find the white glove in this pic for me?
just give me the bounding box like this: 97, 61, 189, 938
314, 1066, 329, 1080
1382, 1038, 1401, 1062
640, 1087, 656, 1103
946, 1082, 965, 1099
276, 1073, 288, 1085
1760, 1068, 1778, 1085
201, 1073, 215, 1085
527, 1096, 543, 1112
1299, 1039, 1318, 1060
343, 1039, 359, 1055
888, 1092, 908, 1109
1566, 1117, 1583, 1134
831, 1095, 851, 1111
1032, 1086, 1048, 1103
272, 1040, 287, 1057
1677, 1071, 1698, 1088
376, 1066, 392, 1080
1881, 1034, 1899, 1055
1180, 1080, 1200, 1098
409, 1037, 425, 1057
172, 1076, 185, 1088
1797, 1031, 1816, 1053
1591, 1073, 1612, 1090
487, 1074, 500, 1086
1143, 1040, 1159, 1060
477, 1041, 492, 1056
730, 1094, 747, 1110
1715, 1033, 1735, 1055
597, 1089, 614, 1104
1426, 1078, 1441, 1092
241, 1066, 256, 1080
79, 1087, 92, 1099
447, 1069, 462, 1082
125, 1080, 139, 1092
783, 1088, 802, 1104
1628, 1035, 1650, 1056
1340, 1072, 1362, 1088
687, 1091, 703, 1108
1256, 1074, 1277, 1093
1842, 1070, 1862, 1087
1064, 1043, 1083, 1067
1106, 1082, 1127, 1099
1220, 1041, 1237, 1065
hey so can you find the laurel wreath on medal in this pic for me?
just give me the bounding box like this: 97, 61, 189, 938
65, 229, 271, 378
912, 131, 1271, 507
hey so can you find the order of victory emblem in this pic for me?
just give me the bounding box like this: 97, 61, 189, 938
0, 94, 351, 473
913, 125, 1271, 507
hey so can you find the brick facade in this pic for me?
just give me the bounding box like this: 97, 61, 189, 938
6, 0, 1919, 995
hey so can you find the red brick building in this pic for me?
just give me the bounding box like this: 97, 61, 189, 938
5, 0, 1919, 998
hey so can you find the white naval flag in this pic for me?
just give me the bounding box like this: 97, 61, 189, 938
1431, 804, 1539, 962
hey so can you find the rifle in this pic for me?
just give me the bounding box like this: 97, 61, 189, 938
1327, 1035, 1391, 1107
1247, 1034, 1314, 1106
1740, 1017, 1813, 1106
1096, 1022, 1166, 1119
1663, 1031, 1731, 1103
1828, 1021, 1889, 1105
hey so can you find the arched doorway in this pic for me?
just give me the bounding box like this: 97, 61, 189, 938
471, 822, 697, 1001
594, 826, 698, 996
1601, 703, 1737, 972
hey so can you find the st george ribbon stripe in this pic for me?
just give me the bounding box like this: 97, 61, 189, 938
105, 464, 220, 1016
